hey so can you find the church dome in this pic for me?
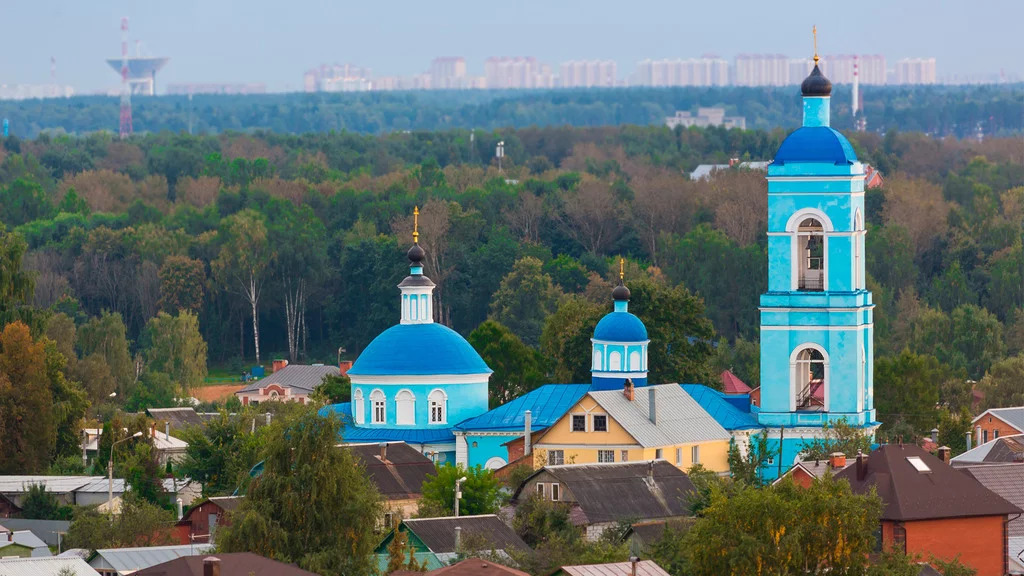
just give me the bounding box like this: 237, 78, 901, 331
801, 64, 832, 97
348, 323, 491, 377
773, 126, 858, 166
593, 311, 648, 342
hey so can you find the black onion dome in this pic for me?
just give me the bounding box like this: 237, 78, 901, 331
612, 279, 631, 301
407, 243, 425, 265
801, 64, 832, 97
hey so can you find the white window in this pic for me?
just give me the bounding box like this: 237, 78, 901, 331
675, 448, 682, 466
598, 450, 615, 463
548, 450, 564, 465
655, 448, 663, 460
628, 350, 641, 371
429, 389, 447, 424
691, 445, 700, 465
371, 389, 386, 424
396, 389, 415, 425
621, 450, 629, 462
551, 483, 560, 501
592, 414, 608, 432
571, 414, 587, 432
420, 294, 428, 320
353, 389, 365, 425
592, 348, 602, 370
536, 483, 546, 498
609, 351, 622, 371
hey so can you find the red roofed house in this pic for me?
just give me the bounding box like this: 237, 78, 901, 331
775, 453, 852, 488
835, 444, 1022, 576
235, 361, 342, 406
972, 407, 1024, 446
720, 370, 751, 395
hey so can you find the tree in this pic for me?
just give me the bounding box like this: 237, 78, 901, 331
44, 339, 89, 460
540, 295, 604, 383
488, 256, 561, 347
212, 209, 272, 364
801, 419, 874, 461
77, 312, 134, 400
157, 255, 205, 314
0, 322, 55, 473
977, 355, 1024, 409
417, 464, 501, 518
20, 483, 72, 520
63, 493, 176, 551
727, 433, 773, 487
141, 311, 208, 397
0, 178, 54, 227
559, 177, 621, 255
310, 373, 350, 405
217, 410, 381, 576
875, 349, 944, 434
911, 304, 1004, 381
0, 226, 34, 324
179, 409, 271, 497
627, 277, 717, 384
468, 320, 546, 407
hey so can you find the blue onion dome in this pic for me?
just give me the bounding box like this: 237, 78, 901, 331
801, 64, 832, 97
348, 323, 491, 376
594, 311, 648, 342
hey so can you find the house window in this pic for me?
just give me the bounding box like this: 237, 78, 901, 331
548, 450, 564, 465
371, 389, 386, 424
983, 430, 989, 443
383, 512, 395, 529
571, 414, 587, 432
893, 524, 907, 553
675, 448, 682, 466
592, 414, 608, 432
621, 450, 628, 462
395, 389, 415, 425
353, 389, 365, 425
598, 450, 615, 463
691, 445, 700, 465
655, 448, 663, 460
551, 483, 560, 501
536, 483, 546, 498
794, 347, 827, 412
429, 389, 447, 424
994, 430, 1000, 439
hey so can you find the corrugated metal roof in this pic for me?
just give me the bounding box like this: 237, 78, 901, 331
454, 384, 591, 432
401, 515, 528, 554
559, 560, 671, 576
680, 384, 762, 430
0, 519, 70, 547
985, 407, 1024, 432
90, 544, 214, 573
237, 364, 340, 393
590, 384, 730, 447
0, 557, 100, 576
146, 408, 205, 429
0, 476, 110, 495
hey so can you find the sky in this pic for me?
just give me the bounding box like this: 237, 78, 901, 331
3, 0, 1022, 92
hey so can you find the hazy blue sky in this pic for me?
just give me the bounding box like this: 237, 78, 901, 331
4, 0, 1021, 92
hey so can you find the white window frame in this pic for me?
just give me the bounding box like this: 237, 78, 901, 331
592, 414, 608, 432
370, 389, 386, 424
609, 350, 622, 371
691, 445, 700, 465
786, 209, 834, 292
621, 450, 629, 462
570, 413, 587, 433
536, 483, 546, 498
548, 450, 565, 465
551, 483, 560, 501
598, 450, 615, 463
353, 389, 365, 425
790, 343, 830, 412
428, 389, 448, 424
628, 350, 641, 371
675, 448, 682, 466
395, 389, 415, 425
655, 448, 663, 460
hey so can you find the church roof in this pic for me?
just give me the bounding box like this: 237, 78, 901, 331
772, 126, 857, 166
348, 323, 491, 377
319, 403, 458, 444
454, 384, 591, 432
593, 311, 648, 342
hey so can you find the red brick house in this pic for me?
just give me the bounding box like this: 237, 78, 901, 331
835, 444, 1021, 576
972, 407, 1024, 445
174, 496, 243, 544
235, 362, 341, 406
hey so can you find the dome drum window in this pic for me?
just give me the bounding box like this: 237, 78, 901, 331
371, 389, 386, 424
396, 389, 415, 425
428, 389, 447, 424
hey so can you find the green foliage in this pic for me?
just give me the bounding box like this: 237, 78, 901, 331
0, 322, 55, 473
800, 419, 874, 462
77, 312, 134, 399
977, 354, 1024, 409
20, 483, 72, 520
418, 463, 501, 518
63, 493, 176, 551
540, 295, 604, 383
179, 409, 272, 496
468, 319, 546, 407
158, 255, 206, 314
141, 310, 208, 396
875, 349, 944, 434
310, 373, 350, 405
216, 409, 381, 576
727, 433, 773, 487
0, 226, 34, 324
489, 256, 562, 348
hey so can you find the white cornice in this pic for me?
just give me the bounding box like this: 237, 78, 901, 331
349, 373, 491, 385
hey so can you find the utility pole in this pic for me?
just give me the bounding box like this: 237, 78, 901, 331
454, 476, 467, 517
496, 141, 504, 173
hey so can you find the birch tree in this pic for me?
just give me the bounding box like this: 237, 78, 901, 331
213, 210, 272, 364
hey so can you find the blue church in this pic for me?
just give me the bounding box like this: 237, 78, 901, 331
755, 49, 878, 471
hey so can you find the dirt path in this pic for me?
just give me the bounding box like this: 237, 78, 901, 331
193, 384, 245, 403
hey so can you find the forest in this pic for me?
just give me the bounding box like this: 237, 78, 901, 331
0, 83, 1021, 138
1, 119, 1024, 476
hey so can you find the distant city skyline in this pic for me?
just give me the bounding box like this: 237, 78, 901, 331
1, 0, 1021, 93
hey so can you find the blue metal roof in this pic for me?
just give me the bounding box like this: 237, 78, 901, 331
773, 126, 858, 165
348, 323, 492, 376
680, 384, 763, 431
453, 384, 591, 432
319, 402, 457, 444
593, 312, 648, 342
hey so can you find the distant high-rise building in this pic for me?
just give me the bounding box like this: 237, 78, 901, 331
429, 57, 468, 89
166, 83, 266, 95
632, 57, 728, 87
817, 55, 886, 84
485, 57, 550, 89
895, 58, 937, 85
304, 64, 373, 92
0, 84, 74, 100
734, 54, 791, 86
559, 60, 617, 88
666, 107, 746, 129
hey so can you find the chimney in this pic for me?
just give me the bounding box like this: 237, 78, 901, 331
524, 410, 532, 457
937, 446, 951, 463
930, 428, 938, 444
166, 422, 171, 441
176, 498, 183, 521
623, 379, 634, 402
965, 431, 972, 451
975, 425, 983, 446
648, 386, 657, 425
855, 451, 868, 481
272, 359, 288, 373
203, 557, 221, 576
339, 360, 353, 375
454, 526, 462, 553
379, 442, 387, 462
829, 452, 847, 469
647, 460, 655, 483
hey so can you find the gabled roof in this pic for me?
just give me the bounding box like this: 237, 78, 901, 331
515, 461, 695, 524
90, 544, 215, 573
237, 364, 339, 393
348, 442, 436, 499
0, 557, 100, 576
180, 496, 244, 524
454, 384, 591, 432
558, 560, 670, 576
146, 408, 205, 429
775, 458, 853, 484
720, 370, 751, 395
679, 385, 761, 431
400, 515, 528, 555
973, 407, 1024, 432
834, 444, 1022, 522
960, 464, 1024, 537
0, 518, 70, 547
429, 557, 530, 576
588, 384, 730, 447
133, 552, 318, 576
951, 434, 1024, 466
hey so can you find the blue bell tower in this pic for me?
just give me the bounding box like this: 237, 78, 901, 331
757, 42, 876, 466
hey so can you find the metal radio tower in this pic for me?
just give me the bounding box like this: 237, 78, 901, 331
118, 17, 133, 139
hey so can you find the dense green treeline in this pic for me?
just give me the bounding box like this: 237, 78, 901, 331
0, 84, 1021, 139
1, 123, 1023, 446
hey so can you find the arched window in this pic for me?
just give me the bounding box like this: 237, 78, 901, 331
592, 347, 602, 370
353, 389, 365, 425
429, 389, 447, 424
797, 218, 825, 291
396, 389, 415, 425
420, 295, 428, 321
628, 350, 641, 371
370, 389, 386, 424
793, 347, 827, 411
269, 390, 279, 399
608, 351, 622, 372
484, 457, 507, 470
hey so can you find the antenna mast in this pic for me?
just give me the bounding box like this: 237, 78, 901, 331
119, 17, 133, 139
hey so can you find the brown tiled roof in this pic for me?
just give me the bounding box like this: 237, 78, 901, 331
961, 464, 1024, 537
428, 557, 530, 575
402, 515, 529, 554
348, 442, 436, 499
835, 444, 1022, 522
133, 552, 318, 576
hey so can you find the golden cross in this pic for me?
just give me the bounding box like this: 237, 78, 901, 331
619, 257, 625, 280
813, 25, 819, 64
413, 206, 420, 243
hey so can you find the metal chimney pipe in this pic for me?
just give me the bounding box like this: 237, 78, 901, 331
166, 422, 171, 440
454, 526, 462, 553
965, 431, 972, 451
176, 498, 183, 520
648, 386, 657, 425
524, 410, 532, 457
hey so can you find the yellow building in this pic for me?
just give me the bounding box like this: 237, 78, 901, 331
531, 383, 731, 473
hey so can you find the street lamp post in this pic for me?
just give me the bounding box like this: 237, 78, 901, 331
107, 431, 142, 518
454, 476, 467, 517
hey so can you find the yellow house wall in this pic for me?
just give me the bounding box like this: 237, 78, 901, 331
533, 396, 732, 473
